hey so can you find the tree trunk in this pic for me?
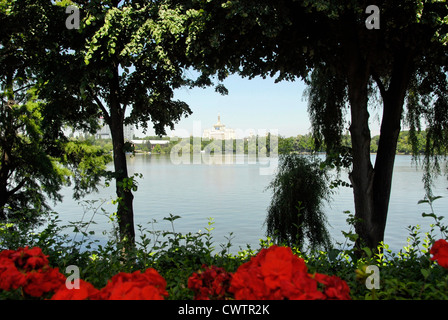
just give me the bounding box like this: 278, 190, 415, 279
0, 139, 10, 221
370, 102, 401, 248
0, 189, 7, 221
110, 118, 135, 246
108, 65, 135, 246
345, 53, 376, 250
371, 49, 413, 249
0, 73, 15, 222
346, 41, 413, 251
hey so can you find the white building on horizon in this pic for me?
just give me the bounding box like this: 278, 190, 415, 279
202, 114, 236, 140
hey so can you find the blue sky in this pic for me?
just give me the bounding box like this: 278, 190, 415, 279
136, 73, 383, 138
137, 74, 313, 138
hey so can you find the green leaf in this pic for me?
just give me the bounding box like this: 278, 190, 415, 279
422, 212, 437, 219
328, 248, 340, 261
362, 247, 373, 258
163, 214, 182, 222
421, 268, 430, 279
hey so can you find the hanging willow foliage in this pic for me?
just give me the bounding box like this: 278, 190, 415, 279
265, 154, 333, 252
405, 62, 448, 197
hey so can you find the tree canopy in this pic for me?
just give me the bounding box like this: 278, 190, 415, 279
2, 0, 447, 251
32, 0, 228, 245
180, 0, 448, 250
0, 0, 111, 223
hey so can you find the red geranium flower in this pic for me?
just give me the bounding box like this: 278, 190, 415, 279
430, 239, 448, 269
229, 245, 350, 300
5, 246, 49, 272
96, 268, 168, 300
23, 268, 66, 297
51, 279, 100, 300
0, 247, 66, 297
0, 258, 26, 291
188, 265, 232, 300
314, 273, 351, 300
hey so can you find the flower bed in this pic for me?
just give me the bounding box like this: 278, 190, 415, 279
0, 245, 353, 300
1, 228, 448, 300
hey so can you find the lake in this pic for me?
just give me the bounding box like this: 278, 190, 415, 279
52, 154, 448, 253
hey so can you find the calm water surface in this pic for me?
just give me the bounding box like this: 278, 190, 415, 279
53, 154, 448, 252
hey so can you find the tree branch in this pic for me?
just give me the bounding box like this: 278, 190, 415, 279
13, 83, 33, 94
371, 70, 387, 100
87, 86, 111, 123
7, 177, 27, 197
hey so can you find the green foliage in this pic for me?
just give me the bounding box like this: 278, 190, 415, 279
33, 0, 219, 244
152, 144, 162, 154
265, 154, 332, 251
1, 206, 448, 300
2, 1, 448, 300
185, 0, 448, 250
1, 196, 448, 300
277, 134, 317, 154
0, 88, 111, 223
302, 196, 448, 300
305, 64, 348, 154
0, 1, 112, 224
0, 211, 252, 300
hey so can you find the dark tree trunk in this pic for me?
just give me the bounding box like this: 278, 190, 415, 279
0, 73, 15, 222
0, 144, 10, 222
345, 50, 376, 250
345, 39, 413, 250
108, 65, 135, 246
110, 117, 135, 245
0, 190, 7, 221
371, 49, 413, 249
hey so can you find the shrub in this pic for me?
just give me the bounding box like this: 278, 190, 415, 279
265, 154, 332, 251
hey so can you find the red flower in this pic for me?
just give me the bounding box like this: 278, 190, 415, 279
0, 247, 66, 297
23, 268, 66, 297
0, 258, 26, 291
314, 273, 351, 300
4, 246, 49, 272
430, 239, 448, 269
96, 268, 168, 300
260, 246, 307, 290
188, 265, 232, 300
51, 279, 100, 300
282, 272, 326, 300
230, 245, 320, 300
229, 264, 268, 300
229, 245, 350, 300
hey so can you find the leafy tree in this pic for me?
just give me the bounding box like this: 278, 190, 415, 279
0, 0, 111, 223
265, 154, 332, 251
152, 144, 162, 154
35, 1, 224, 246
301, 1, 448, 250
183, 0, 448, 250
278, 137, 294, 154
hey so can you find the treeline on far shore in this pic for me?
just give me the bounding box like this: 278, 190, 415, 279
78, 130, 427, 155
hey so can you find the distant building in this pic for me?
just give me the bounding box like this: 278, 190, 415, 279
95, 118, 111, 139
123, 123, 134, 141
95, 117, 134, 141
202, 114, 235, 140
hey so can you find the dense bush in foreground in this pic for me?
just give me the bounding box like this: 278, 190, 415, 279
0, 208, 448, 300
